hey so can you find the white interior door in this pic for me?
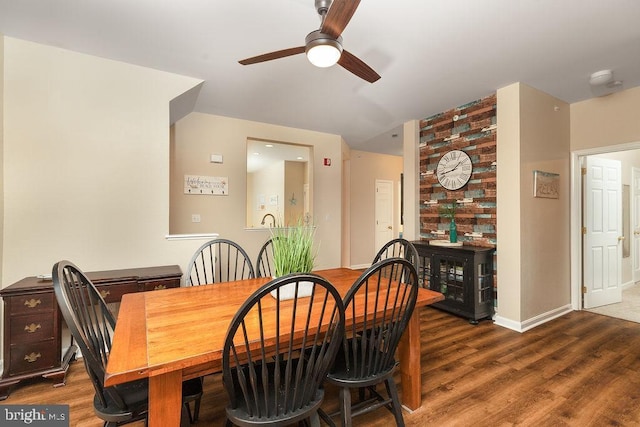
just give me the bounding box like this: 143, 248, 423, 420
374, 180, 394, 256
583, 156, 622, 309
632, 167, 640, 282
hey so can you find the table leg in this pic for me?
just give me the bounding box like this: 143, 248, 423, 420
398, 306, 421, 410
149, 370, 182, 426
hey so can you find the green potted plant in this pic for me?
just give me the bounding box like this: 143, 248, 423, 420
439, 202, 458, 243
269, 216, 317, 299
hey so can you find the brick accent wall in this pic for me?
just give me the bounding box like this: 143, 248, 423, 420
418, 94, 497, 247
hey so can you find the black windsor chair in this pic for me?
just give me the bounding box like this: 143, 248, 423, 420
372, 238, 419, 270
52, 260, 203, 426
255, 238, 276, 278
222, 273, 345, 427
322, 257, 419, 427
184, 238, 255, 286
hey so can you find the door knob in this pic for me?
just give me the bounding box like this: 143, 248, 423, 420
635, 231, 640, 235
618, 236, 626, 241
387, 226, 392, 230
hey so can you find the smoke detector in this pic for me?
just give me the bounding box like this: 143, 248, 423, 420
589, 69, 613, 86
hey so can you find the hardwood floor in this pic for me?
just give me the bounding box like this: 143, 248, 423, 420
4, 307, 640, 426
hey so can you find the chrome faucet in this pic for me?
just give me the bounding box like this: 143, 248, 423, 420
261, 213, 276, 227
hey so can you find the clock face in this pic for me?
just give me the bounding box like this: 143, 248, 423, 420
436, 150, 472, 190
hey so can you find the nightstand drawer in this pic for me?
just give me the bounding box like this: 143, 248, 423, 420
141, 278, 180, 292
95, 281, 139, 303
8, 293, 55, 315
8, 340, 58, 376
9, 314, 55, 343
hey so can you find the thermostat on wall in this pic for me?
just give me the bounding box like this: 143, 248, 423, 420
210, 154, 223, 164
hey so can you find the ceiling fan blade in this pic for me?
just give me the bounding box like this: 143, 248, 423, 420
321, 0, 361, 39
338, 50, 380, 83
239, 46, 305, 65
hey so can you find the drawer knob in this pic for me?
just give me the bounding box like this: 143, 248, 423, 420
100, 290, 111, 299
24, 299, 42, 308
154, 284, 167, 290
24, 323, 42, 333
24, 352, 42, 363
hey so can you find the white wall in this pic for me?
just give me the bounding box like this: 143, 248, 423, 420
495, 84, 523, 323
348, 150, 403, 267
571, 86, 640, 151
0, 34, 4, 285
487, 83, 571, 330
402, 120, 420, 240
169, 112, 343, 270
518, 84, 571, 321
2, 37, 205, 286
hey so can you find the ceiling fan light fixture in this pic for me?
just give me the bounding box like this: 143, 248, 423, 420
305, 30, 342, 68
307, 44, 341, 67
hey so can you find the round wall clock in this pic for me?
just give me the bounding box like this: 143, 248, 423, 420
436, 150, 472, 190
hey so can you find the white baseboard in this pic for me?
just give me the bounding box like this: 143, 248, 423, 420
622, 279, 635, 290
494, 304, 573, 333
349, 263, 371, 270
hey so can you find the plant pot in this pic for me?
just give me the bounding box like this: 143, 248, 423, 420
270, 280, 314, 300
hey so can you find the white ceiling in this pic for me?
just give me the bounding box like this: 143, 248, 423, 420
1, 0, 639, 156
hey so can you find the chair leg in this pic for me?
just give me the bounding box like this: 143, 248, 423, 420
193, 396, 201, 423
180, 404, 191, 427
358, 387, 366, 402
318, 408, 336, 427
193, 377, 203, 422
184, 402, 193, 424
384, 378, 405, 427
339, 387, 352, 427
309, 411, 321, 427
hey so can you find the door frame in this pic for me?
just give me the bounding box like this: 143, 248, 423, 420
571, 141, 640, 311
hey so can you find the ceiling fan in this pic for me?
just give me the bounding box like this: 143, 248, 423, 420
238, 0, 380, 83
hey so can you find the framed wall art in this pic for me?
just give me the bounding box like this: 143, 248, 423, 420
184, 175, 228, 195
533, 170, 559, 199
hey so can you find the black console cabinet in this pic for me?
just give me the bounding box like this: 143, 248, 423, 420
412, 241, 495, 323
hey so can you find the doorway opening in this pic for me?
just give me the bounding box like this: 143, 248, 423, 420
572, 141, 640, 323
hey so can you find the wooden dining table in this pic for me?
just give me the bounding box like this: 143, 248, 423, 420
104, 267, 444, 426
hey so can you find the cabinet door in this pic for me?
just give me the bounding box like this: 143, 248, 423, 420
416, 253, 432, 288
431, 254, 471, 309
476, 255, 494, 306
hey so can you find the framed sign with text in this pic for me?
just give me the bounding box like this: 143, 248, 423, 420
184, 175, 228, 195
